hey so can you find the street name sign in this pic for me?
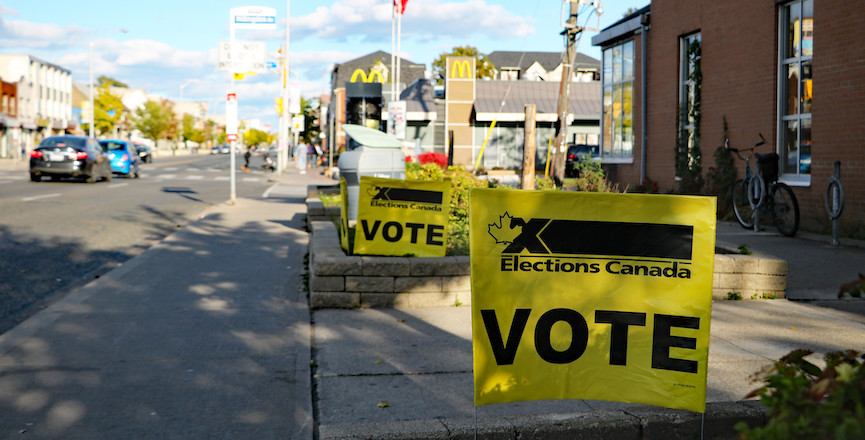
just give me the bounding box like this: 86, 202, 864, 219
230, 6, 277, 30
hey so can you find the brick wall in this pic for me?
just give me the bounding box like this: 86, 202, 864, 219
606, 0, 865, 235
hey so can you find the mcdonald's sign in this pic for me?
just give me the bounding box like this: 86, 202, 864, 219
350, 69, 385, 83
449, 59, 474, 79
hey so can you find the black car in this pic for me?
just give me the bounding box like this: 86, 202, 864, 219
564, 144, 600, 177
134, 143, 152, 163
29, 135, 112, 183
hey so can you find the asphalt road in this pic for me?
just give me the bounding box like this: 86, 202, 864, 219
0, 152, 278, 332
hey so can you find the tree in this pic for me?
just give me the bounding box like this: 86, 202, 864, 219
181, 114, 205, 145
132, 99, 174, 143
300, 97, 321, 144
94, 84, 124, 136
431, 46, 495, 85
243, 128, 269, 147
98, 76, 128, 88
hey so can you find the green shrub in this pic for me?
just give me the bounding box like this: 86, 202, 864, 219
407, 163, 495, 255
534, 175, 557, 190
319, 193, 340, 207
563, 158, 617, 192
736, 349, 865, 439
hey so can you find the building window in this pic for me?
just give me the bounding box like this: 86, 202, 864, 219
678, 33, 701, 178
601, 40, 634, 158
501, 69, 519, 80
778, 0, 812, 180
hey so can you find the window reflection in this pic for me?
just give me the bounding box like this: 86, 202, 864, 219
785, 121, 798, 171
779, 0, 813, 177
786, 64, 799, 115
601, 39, 635, 157
801, 61, 811, 113
802, 0, 813, 56
800, 119, 811, 173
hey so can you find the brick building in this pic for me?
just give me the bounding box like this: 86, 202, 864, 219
592, 0, 863, 236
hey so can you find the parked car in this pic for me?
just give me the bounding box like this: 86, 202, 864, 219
99, 140, 140, 178
134, 143, 152, 163
29, 135, 112, 183
220, 144, 231, 154
565, 144, 600, 177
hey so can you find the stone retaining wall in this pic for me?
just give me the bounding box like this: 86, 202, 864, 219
307, 196, 788, 308
713, 253, 788, 299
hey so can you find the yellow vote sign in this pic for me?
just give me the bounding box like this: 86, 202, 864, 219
354, 176, 451, 257
470, 188, 716, 413
339, 178, 350, 253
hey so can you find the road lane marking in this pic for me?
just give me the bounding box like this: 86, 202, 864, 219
158, 174, 177, 179
242, 177, 259, 182
22, 193, 61, 202
215, 176, 229, 181
108, 183, 129, 189
263, 184, 278, 198
186, 175, 204, 180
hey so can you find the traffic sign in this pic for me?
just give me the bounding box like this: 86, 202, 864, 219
230, 6, 277, 30
218, 40, 267, 74
226, 93, 238, 137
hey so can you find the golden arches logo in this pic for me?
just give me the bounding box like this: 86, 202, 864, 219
350, 69, 385, 83
450, 60, 473, 79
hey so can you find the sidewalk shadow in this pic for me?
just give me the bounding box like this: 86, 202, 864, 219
0, 209, 313, 437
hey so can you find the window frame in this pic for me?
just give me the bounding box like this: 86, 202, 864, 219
777, 0, 813, 186
677, 32, 701, 179
600, 39, 635, 163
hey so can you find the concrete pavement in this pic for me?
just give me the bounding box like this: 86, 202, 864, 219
1, 162, 864, 438
313, 214, 865, 438
0, 165, 332, 439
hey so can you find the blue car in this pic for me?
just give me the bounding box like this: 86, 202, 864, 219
99, 140, 140, 178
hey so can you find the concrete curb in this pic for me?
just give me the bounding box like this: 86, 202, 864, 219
318, 401, 767, 439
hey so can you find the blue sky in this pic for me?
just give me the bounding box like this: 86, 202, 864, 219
0, 0, 648, 131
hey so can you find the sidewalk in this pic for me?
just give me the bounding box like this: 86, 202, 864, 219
0, 167, 324, 438
312, 219, 865, 439
1, 168, 864, 439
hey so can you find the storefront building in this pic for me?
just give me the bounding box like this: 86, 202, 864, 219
593, 1, 863, 235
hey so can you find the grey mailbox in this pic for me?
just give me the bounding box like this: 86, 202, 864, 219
338, 124, 406, 221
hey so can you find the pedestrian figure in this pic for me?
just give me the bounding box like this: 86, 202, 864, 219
243, 146, 253, 171
307, 143, 316, 169
314, 143, 323, 166
297, 142, 307, 174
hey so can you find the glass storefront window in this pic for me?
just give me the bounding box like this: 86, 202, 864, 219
779, 0, 813, 179
785, 64, 799, 115
801, 61, 812, 113
600, 40, 635, 158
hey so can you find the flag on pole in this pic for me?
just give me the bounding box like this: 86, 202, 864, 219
394, 0, 408, 14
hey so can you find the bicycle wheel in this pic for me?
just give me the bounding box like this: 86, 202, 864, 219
732, 179, 755, 229
770, 182, 800, 237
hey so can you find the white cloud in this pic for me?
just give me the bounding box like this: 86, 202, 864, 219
292, 0, 534, 42
0, 14, 88, 49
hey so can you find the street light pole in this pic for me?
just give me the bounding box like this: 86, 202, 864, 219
282, 0, 291, 173
89, 41, 94, 138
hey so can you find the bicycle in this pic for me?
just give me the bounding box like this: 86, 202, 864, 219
726, 134, 800, 236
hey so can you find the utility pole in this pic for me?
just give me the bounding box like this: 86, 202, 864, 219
551, 0, 581, 187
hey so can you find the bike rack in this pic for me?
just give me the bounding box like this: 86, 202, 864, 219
825, 161, 845, 246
